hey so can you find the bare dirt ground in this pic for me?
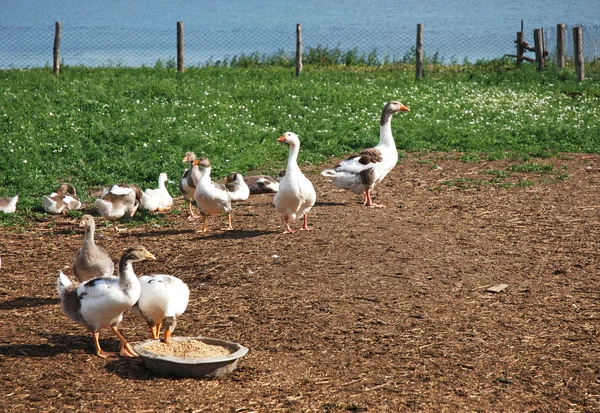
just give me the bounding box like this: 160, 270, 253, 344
1, 153, 600, 413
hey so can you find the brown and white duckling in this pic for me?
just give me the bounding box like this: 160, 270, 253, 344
94, 184, 142, 232
274, 132, 316, 234
192, 157, 234, 232
321, 101, 410, 207
57, 245, 156, 358
236, 174, 280, 195
180, 151, 201, 219
131, 273, 190, 343
73, 214, 115, 282
0, 195, 18, 214
43, 183, 82, 215
224, 172, 250, 201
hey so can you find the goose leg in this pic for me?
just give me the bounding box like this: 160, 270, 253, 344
112, 220, 124, 233
150, 324, 159, 340
187, 201, 199, 220
300, 213, 313, 231
223, 213, 233, 231
197, 215, 209, 232
111, 326, 138, 357
92, 331, 118, 358
364, 190, 385, 208
283, 216, 296, 234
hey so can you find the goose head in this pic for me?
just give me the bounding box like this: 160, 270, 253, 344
121, 245, 156, 264
381, 101, 410, 125
226, 172, 243, 184
57, 183, 77, 196
277, 132, 300, 146
277, 169, 286, 182
79, 214, 95, 229
183, 151, 197, 164
158, 172, 169, 184
192, 157, 211, 169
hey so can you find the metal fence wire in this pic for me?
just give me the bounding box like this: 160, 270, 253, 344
0, 23, 598, 69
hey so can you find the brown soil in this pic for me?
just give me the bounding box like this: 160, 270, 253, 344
2, 153, 600, 413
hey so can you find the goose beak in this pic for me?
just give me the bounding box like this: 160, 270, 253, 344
183, 156, 189, 162
192, 159, 199, 166
399, 104, 410, 112
277, 135, 286, 142
145, 251, 157, 261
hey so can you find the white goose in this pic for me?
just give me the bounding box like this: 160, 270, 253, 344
321, 101, 410, 207
273, 132, 316, 234
43, 183, 82, 215
0, 195, 18, 214
57, 245, 156, 358
131, 274, 190, 343
193, 157, 234, 232
180, 152, 201, 219
224, 172, 250, 201
141, 172, 173, 213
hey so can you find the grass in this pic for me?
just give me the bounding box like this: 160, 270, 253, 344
0, 61, 599, 222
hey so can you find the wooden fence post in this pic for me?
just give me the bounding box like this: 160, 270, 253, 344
573, 26, 585, 81
295, 24, 302, 76
177, 21, 184, 72
516, 31, 524, 67
533, 28, 545, 71
416, 23, 423, 80
556, 23, 565, 70
53, 22, 61, 74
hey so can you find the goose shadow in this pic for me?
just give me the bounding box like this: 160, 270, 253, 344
0, 332, 120, 358
195, 229, 277, 240
0, 297, 60, 310
314, 201, 349, 207
122, 228, 197, 238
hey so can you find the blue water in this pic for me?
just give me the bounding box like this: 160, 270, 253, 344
0, 0, 598, 67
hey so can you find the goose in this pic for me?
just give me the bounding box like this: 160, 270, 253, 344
180, 152, 201, 219
193, 157, 234, 232
95, 184, 142, 232
43, 183, 82, 215
73, 214, 115, 282
273, 132, 316, 234
321, 101, 410, 207
235, 174, 280, 195
0, 195, 18, 213
141, 172, 173, 213
57, 245, 156, 358
131, 274, 190, 343
277, 169, 286, 182
224, 172, 250, 201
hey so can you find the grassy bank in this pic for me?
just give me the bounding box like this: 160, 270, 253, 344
1, 62, 599, 212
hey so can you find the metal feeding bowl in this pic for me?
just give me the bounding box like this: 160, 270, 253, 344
134, 336, 249, 378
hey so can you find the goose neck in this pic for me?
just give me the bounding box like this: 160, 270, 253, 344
286, 143, 300, 172
378, 120, 395, 147
83, 223, 96, 247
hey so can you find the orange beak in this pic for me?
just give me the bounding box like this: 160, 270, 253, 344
183, 156, 189, 162
192, 159, 199, 166
399, 104, 410, 112
277, 135, 286, 142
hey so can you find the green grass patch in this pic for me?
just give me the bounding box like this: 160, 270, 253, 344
0, 63, 598, 213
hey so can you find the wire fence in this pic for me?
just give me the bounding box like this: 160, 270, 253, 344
0, 23, 599, 69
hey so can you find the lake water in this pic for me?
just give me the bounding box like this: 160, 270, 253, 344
1, 0, 598, 68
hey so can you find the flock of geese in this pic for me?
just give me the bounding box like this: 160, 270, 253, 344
2, 101, 410, 357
